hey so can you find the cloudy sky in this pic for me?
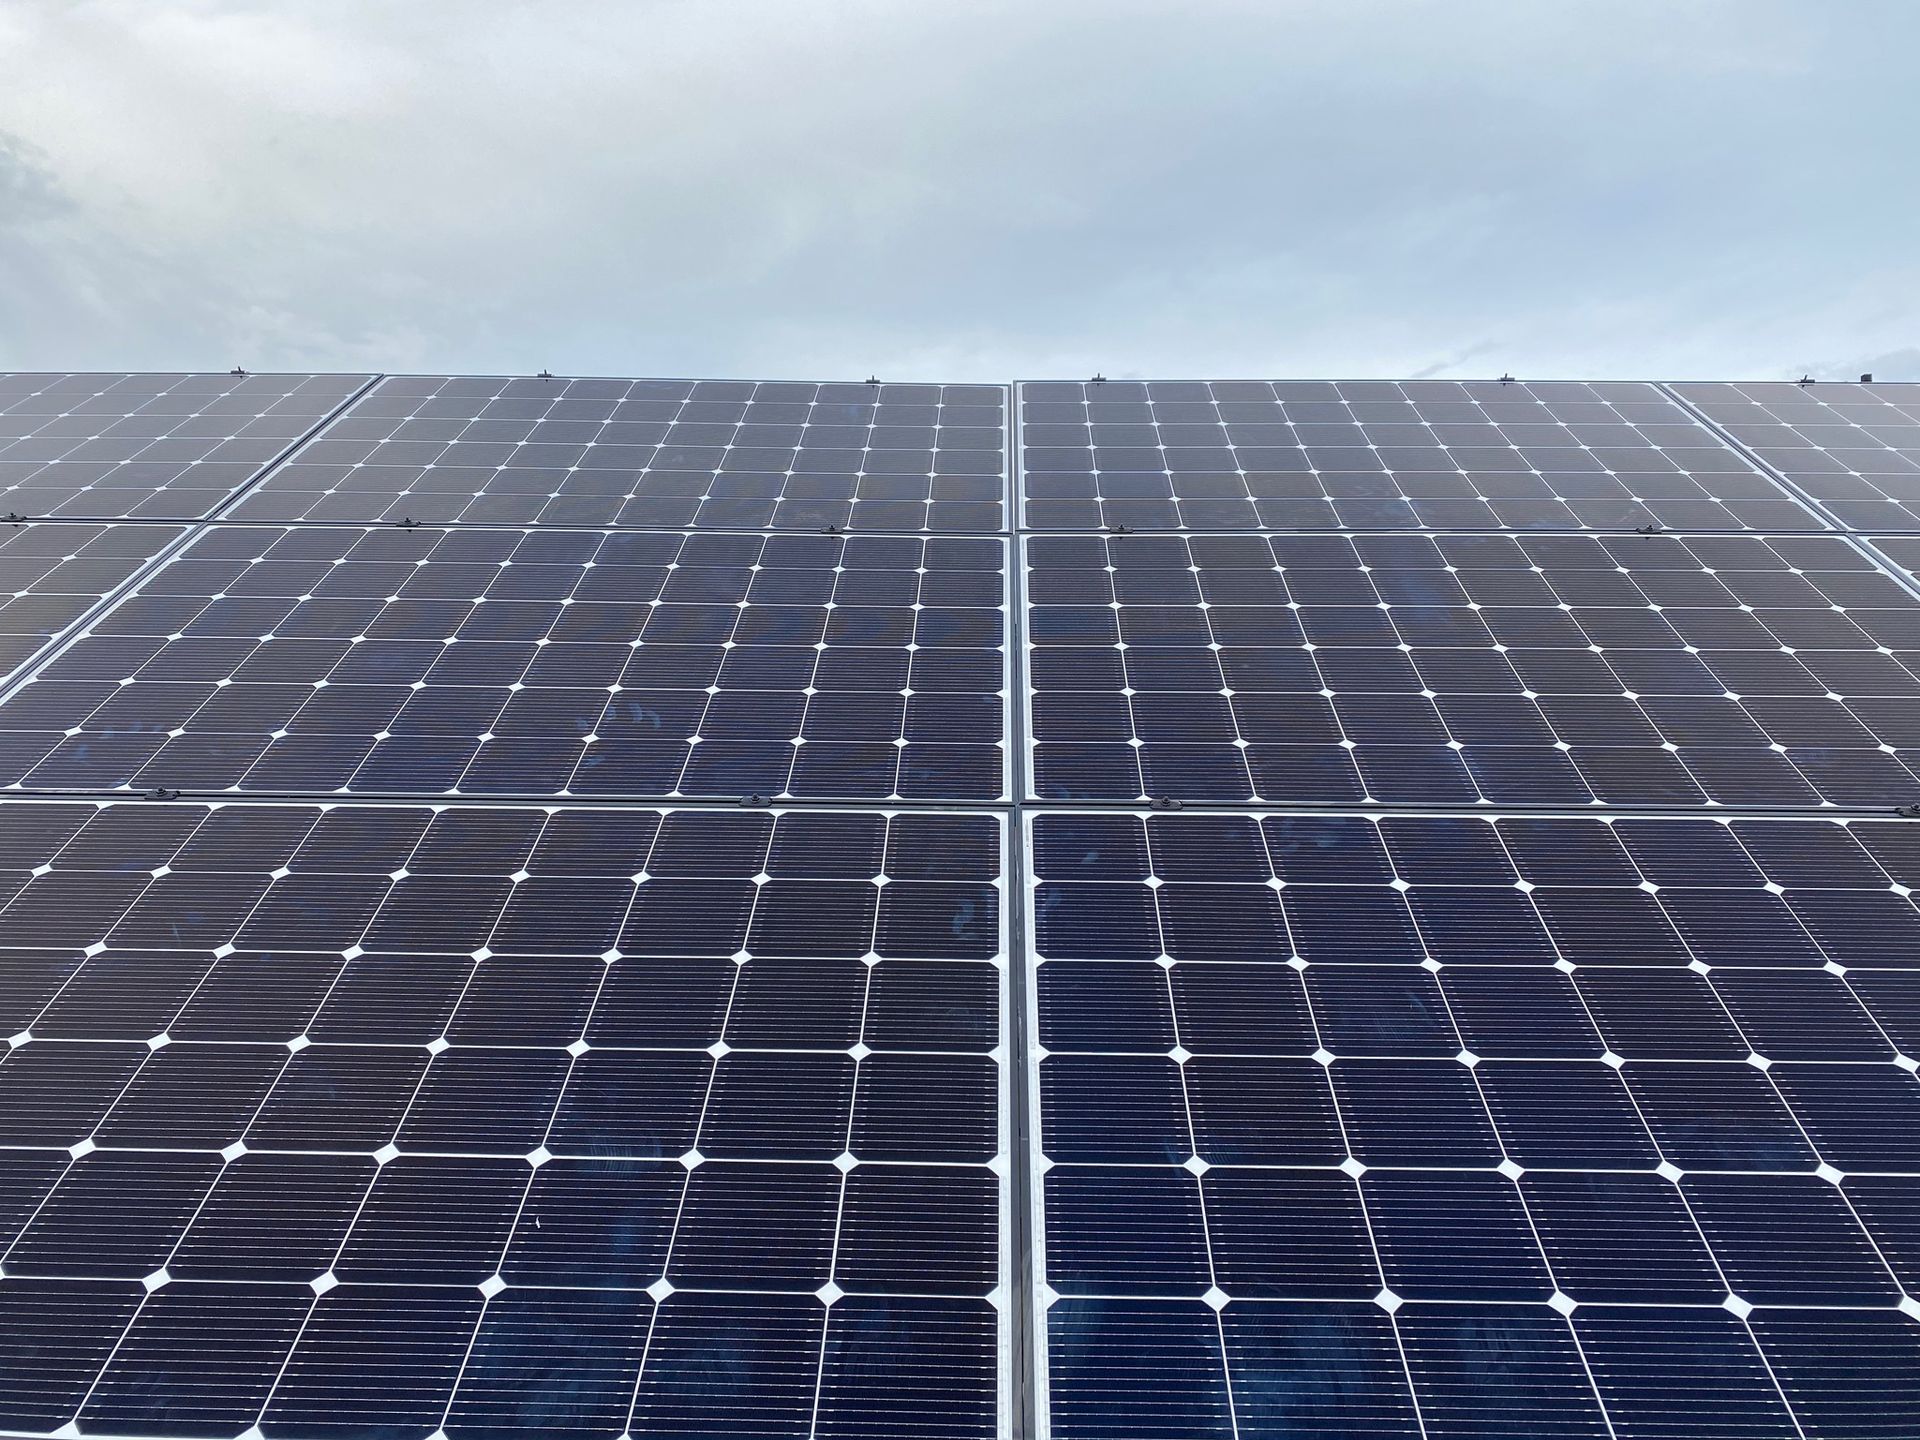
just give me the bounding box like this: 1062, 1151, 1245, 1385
1, 0, 1915, 382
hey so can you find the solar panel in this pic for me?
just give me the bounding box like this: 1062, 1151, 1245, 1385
1020, 379, 1821, 533
1028, 807, 1920, 1439
0, 522, 185, 686
1674, 381, 1920, 531
227, 375, 1009, 533
0, 525, 1009, 802
0, 798, 1006, 1438
1025, 529, 1920, 807
0, 373, 372, 520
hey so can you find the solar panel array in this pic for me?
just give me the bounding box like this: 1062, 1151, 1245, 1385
2, 369, 1919, 1437
1676, 381, 1920, 532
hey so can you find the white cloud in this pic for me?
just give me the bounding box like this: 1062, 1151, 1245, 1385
0, 0, 1914, 379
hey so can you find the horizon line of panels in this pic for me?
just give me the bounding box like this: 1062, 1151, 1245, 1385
1023, 529, 1920, 810
1017, 379, 1829, 535
0, 797, 1006, 1439
0, 373, 373, 522
1675, 381, 1920, 533
1027, 807, 1920, 1439
229, 375, 1011, 534
0, 524, 1010, 805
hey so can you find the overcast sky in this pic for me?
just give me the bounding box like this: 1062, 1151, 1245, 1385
1, 0, 1915, 383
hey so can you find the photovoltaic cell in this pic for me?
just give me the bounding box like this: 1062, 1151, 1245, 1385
0, 373, 371, 520
1025, 530, 1920, 808
0, 522, 185, 685
1029, 808, 1920, 1439
1020, 379, 1819, 533
229, 375, 1009, 533
1674, 381, 1920, 531
0, 798, 1005, 1439
0, 525, 1008, 801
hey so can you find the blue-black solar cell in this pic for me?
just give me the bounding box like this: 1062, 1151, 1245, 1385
1046, 1299, 1234, 1440
1440, 969, 1605, 1058
1681, 1173, 1900, 1305
833, 1168, 999, 1295
1397, 1306, 1610, 1437
627, 1293, 822, 1435
667, 1162, 839, 1289
501, 1160, 681, 1286
1219, 1302, 1424, 1439
1040, 1055, 1188, 1164
444, 1287, 652, 1438
81, 1281, 310, 1434
1747, 1312, 1920, 1435
1332, 1059, 1504, 1167
0, 1280, 145, 1432
1170, 965, 1318, 1055
1766, 1063, 1920, 1169
1521, 1173, 1727, 1304
1026, 531, 1920, 807
171, 1154, 374, 1281
1205, 1172, 1377, 1300
814, 1297, 999, 1440
1362, 1171, 1554, 1302
1619, 1063, 1816, 1170
1038, 962, 1177, 1051
1045, 1166, 1210, 1296
0, 525, 1008, 802
260, 1285, 484, 1436
1573, 1309, 1799, 1439
1186, 1058, 1346, 1165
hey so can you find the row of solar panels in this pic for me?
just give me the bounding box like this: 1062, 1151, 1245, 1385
4, 801, 1920, 1435
14, 522, 1920, 809
2, 371, 1920, 1440
5, 373, 1920, 534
